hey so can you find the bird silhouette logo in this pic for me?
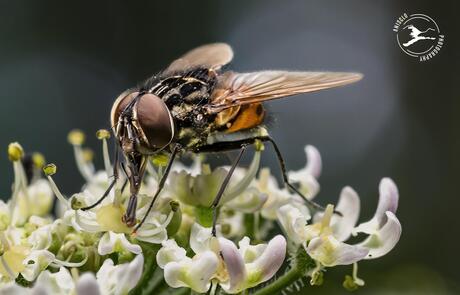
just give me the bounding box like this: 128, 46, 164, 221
394, 13, 444, 61
402, 25, 436, 47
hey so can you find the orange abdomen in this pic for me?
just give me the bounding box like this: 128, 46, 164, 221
223, 103, 265, 133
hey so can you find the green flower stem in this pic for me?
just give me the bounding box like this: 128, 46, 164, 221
251, 265, 302, 295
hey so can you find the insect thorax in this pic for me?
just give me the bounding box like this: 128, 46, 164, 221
141, 67, 217, 149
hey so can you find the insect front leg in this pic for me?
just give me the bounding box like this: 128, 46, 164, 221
133, 144, 181, 233
81, 140, 120, 211
210, 145, 247, 237
122, 154, 146, 227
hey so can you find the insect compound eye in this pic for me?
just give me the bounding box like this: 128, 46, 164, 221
111, 91, 139, 128
136, 94, 174, 150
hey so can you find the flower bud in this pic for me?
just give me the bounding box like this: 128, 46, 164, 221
166, 201, 182, 237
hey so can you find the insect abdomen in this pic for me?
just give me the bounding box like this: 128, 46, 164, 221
214, 103, 266, 133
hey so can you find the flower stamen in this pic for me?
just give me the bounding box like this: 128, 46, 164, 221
96, 129, 112, 177
43, 164, 69, 209
68, 129, 94, 181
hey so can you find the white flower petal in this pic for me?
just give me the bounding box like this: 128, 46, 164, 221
76, 273, 100, 295
277, 204, 310, 245
98, 232, 142, 255
190, 223, 213, 254
223, 150, 261, 203
63, 209, 101, 233
119, 235, 142, 255
246, 235, 286, 283
156, 239, 187, 268
299, 175, 320, 200
307, 236, 369, 266
238, 237, 267, 262
358, 211, 402, 259
218, 237, 246, 293
114, 255, 144, 295
261, 187, 306, 220
171, 155, 202, 176
289, 145, 322, 181
225, 188, 268, 213
0, 200, 11, 230
134, 226, 168, 244
354, 178, 399, 235
167, 171, 194, 206
164, 251, 218, 293
21, 250, 55, 281
135, 210, 174, 244
374, 178, 399, 223
286, 146, 322, 201
27, 179, 53, 216
97, 255, 144, 295
315, 187, 360, 242
218, 210, 245, 238
28, 225, 53, 250
0, 282, 31, 295
33, 267, 75, 295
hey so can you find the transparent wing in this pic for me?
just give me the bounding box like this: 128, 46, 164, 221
163, 43, 233, 75
207, 71, 363, 113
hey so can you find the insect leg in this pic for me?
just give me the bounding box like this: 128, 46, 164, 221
81, 141, 120, 211
211, 145, 247, 237
266, 137, 326, 212
133, 144, 181, 233
120, 162, 129, 194
123, 155, 147, 227
123, 177, 139, 227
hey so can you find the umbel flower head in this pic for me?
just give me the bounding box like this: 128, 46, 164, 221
0, 131, 402, 294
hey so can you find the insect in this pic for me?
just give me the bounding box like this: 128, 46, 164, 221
81, 43, 362, 235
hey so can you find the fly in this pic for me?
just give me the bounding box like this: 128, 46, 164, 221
80, 43, 362, 235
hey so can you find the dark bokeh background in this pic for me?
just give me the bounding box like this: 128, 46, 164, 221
0, 0, 458, 293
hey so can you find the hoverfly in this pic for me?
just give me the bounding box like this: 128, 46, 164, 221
81, 43, 362, 235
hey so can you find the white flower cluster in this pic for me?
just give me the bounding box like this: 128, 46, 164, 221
0, 131, 402, 294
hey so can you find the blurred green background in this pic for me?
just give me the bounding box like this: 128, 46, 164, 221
0, 0, 457, 294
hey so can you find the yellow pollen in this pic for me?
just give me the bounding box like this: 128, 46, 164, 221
68, 129, 85, 145
7, 142, 24, 162
96, 129, 111, 140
